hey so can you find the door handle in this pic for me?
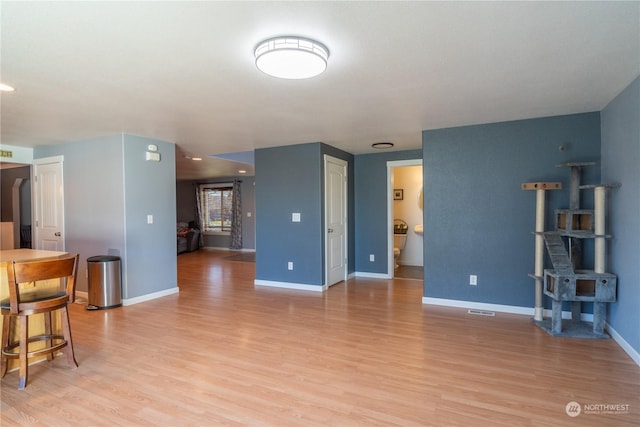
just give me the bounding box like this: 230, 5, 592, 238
54, 232, 61, 236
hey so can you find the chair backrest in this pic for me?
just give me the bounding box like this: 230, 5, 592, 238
20, 225, 32, 248
5, 254, 79, 314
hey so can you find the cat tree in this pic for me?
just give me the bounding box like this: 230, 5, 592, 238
522, 162, 619, 338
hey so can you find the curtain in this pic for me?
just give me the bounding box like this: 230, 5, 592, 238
195, 184, 204, 247
230, 180, 243, 250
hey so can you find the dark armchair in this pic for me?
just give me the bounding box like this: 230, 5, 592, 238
177, 222, 200, 254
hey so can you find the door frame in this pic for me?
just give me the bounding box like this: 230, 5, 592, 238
387, 159, 423, 277
324, 155, 348, 287
32, 155, 65, 251
11, 178, 24, 248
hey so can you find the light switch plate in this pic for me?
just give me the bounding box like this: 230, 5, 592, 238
292, 213, 301, 222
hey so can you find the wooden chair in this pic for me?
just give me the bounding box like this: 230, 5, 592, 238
1, 253, 79, 389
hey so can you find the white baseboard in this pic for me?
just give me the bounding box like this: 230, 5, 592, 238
122, 287, 179, 306
254, 280, 326, 292
422, 297, 533, 316
202, 246, 255, 252
397, 262, 423, 267
606, 323, 640, 367
355, 272, 392, 279
422, 297, 595, 322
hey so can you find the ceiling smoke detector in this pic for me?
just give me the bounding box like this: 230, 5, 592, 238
372, 142, 394, 149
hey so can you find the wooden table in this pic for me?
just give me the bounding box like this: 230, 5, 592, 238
1, 249, 70, 369
0, 248, 69, 263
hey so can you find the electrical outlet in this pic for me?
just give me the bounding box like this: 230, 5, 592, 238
469, 275, 477, 286
369, 254, 375, 262
288, 262, 293, 270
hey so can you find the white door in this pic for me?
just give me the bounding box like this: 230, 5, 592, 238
33, 156, 65, 251
324, 155, 347, 286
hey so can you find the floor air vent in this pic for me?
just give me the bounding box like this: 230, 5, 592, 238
467, 309, 496, 317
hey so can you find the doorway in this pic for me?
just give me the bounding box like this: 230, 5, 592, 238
0, 164, 32, 249
387, 160, 423, 280
33, 156, 65, 251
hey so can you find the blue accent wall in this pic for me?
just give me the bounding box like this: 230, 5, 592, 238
354, 150, 423, 274
422, 113, 601, 308
601, 75, 640, 357
255, 142, 353, 286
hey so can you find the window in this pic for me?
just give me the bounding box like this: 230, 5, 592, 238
199, 184, 233, 233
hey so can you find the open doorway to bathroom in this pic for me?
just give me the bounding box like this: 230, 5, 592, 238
387, 160, 423, 280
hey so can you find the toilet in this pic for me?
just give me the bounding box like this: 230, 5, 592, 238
393, 220, 408, 269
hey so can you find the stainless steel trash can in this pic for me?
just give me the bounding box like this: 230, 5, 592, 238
87, 255, 122, 310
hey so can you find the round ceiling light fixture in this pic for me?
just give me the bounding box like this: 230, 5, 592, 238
372, 142, 394, 149
254, 36, 329, 79
0, 83, 15, 92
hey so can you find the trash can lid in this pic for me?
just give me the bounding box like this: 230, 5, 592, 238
87, 255, 121, 262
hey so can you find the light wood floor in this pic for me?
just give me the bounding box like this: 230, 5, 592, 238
2, 249, 638, 426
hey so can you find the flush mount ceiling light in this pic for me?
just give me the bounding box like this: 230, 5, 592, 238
372, 142, 394, 149
254, 36, 329, 79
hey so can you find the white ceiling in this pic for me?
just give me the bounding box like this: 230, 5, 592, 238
1, 1, 638, 180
